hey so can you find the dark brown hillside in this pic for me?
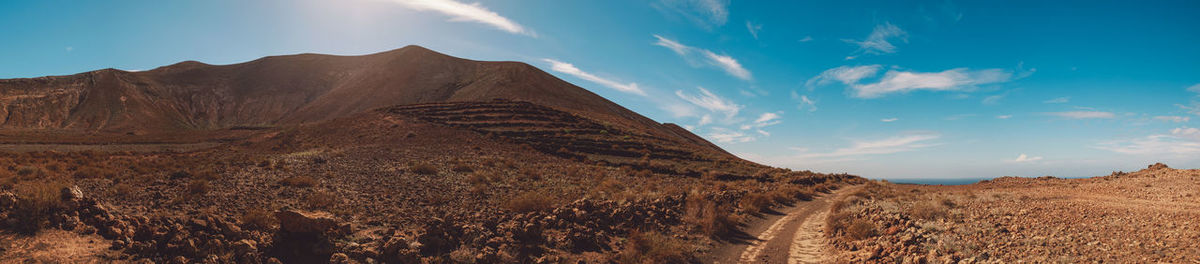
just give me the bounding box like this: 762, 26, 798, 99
0, 46, 724, 154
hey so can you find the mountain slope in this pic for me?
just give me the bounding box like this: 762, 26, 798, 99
0, 45, 725, 153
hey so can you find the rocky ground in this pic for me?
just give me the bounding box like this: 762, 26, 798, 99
0, 107, 861, 263
824, 163, 1200, 263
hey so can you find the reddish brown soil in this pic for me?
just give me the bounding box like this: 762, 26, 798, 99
824, 163, 1200, 263
0, 46, 862, 263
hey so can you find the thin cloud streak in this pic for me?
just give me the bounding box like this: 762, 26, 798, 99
386, 0, 535, 36
542, 59, 645, 96
1045, 111, 1116, 119
675, 86, 742, 119
653, 35, 753, 80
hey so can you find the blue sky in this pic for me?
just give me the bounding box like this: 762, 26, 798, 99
3, 0, 1200, 179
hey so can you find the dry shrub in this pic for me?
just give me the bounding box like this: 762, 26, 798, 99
825, 211, 852, 236
616, 231, 693, 264
305, 190, 337, 209
518, 167, 541, 181
909, 202, 948, 220
940, 197, 956, 208
187, 179, 209, 196
451, 163, 474, 173
829, 199, 847, 213
113, 183, 134, 197
634, 169, 653, 178
72, 166, 110, 179
845, 219, 877, 240
11, 181, 67, 234
15, 166, 45, 179
740, 193, 773, 214
410, 163, 438, 175
240, 209, 276, 230
684, 196, 740, 238
280, 175, 318, 187
504, 191, 554, 213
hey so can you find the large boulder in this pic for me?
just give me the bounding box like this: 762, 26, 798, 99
275, 210, 337, 234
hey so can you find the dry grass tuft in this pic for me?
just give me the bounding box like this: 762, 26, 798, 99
451, 163, 474, 173
684, 196, 740, 238
409, 163, 438, 175
11, 181, 67, 234
845, 219, 878, 240
504, 191, 555, 213
305, 190, 337, 209
615, 231, 693, 264
240, 209, 276, 230
740, 193, 774, 214
280, 175, 318, 187
909, 202, 948, 220
186, 179, 210, 196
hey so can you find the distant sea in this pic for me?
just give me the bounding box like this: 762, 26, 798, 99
883, 178, 995, 186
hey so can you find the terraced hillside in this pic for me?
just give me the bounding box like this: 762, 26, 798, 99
386, 100, 752, 177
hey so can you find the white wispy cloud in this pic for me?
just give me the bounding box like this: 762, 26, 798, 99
1188, 83, 1200, 94
1012, 154, 1043, 162
996, 115, 1013, 119
1043, 97, 1070, 104
849, 68, 1013, 98
708, 127, 756, 143
1154, 116, 1191, 123
653, 35, 753, 80
387, 0, 535, 36
675, 86, 742, 119
805, 65, 882, 88
1095, 127, 1200, 156
881, 118, 899, 122
798, 36, 813, 42
1178, 102, 1200, 116
746, 21, 763, 39
741, 112, 782, 130
982, 94, 1005, 105
793, 92, 818, 112
653, 0, 729, 29
844, 22, 908, 56
542, 59, 645, 96
798, 133, 941, 159
1045, 111, 1116, 119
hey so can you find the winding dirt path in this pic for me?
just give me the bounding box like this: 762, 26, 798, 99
708, 185, 860, 264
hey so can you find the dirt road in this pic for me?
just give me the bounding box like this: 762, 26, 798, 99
708, 186, 860, 264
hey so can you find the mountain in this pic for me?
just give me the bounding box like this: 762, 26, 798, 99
0, 45, 724, 153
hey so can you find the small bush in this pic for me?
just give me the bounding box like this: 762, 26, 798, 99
909, 202, 948, 220
616, 231, 693, 264
740, 193, 773, 214
684, 197, 739, 238
187, 179, 210, 196
15, 166, 44, 179
240, 209, 276, 230
113, 183, 134, 197
504, 191, 554, 213
11, 181, 67, 234
518, 168, 541, 181
305, 190, 338, 209
825, 211, 852, 236
410, 163, 438, 175
280, 175, 318, 187
451, 163, 474, 173
169, 170, 191, 179
634, 169, 653, 178
845, 219, 877, 240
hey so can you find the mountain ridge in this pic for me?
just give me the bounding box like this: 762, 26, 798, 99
0, 45, 727, 154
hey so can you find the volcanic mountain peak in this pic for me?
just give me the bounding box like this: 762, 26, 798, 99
0, 45, 726, 153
